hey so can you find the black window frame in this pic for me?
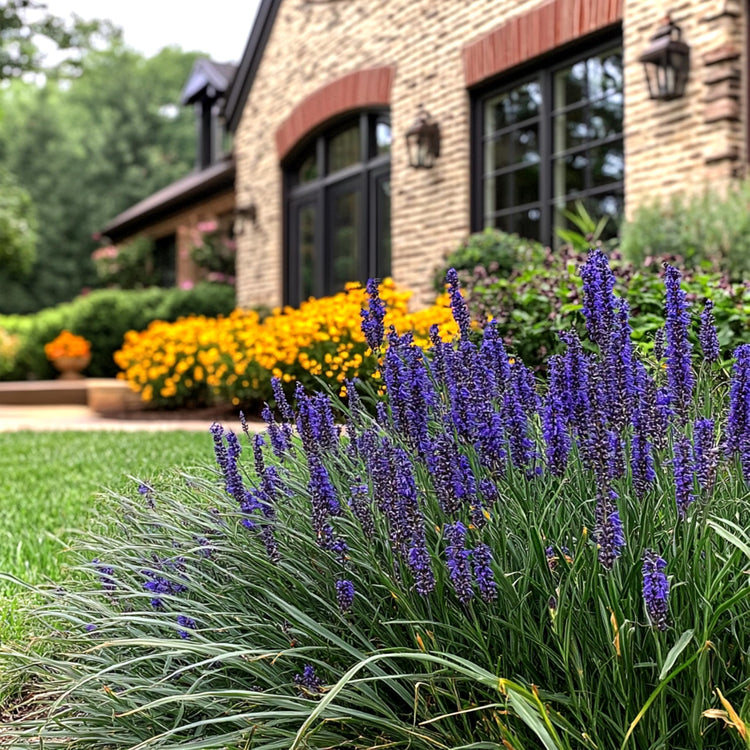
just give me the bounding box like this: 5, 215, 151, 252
283, 110, 391, 306
470, 31, 623, 246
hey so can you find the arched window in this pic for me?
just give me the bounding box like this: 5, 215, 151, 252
284, 111, 391, 305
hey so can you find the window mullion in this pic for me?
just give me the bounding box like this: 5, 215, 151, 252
540, 70, 552, 246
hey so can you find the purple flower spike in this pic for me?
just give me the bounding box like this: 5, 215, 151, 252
579, 248, 616, 348
726, 345, 750, 482
445, 268, 472, 340
360, 277, 386, 351
642, 549, 670, 631
693, 418, 717, 494
673, 433, 695, 519
177, 615, 197, 639
698, 299, 720, 363
472, 543, 497, 603
663, 265, 694, 423
294, 664, 323, 695
335, 579, 355, 613
445, 521, 474, 604
595, 490, 625, 570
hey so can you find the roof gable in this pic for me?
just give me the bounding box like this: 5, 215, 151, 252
181, 58, 237, 105
223, 0, 283, 132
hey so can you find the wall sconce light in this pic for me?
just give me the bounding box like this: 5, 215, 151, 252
234, 203, 257, 234
639, 18, 690, 101
405, 107, 440, 169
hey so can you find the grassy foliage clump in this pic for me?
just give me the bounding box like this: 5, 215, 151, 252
4, 257, 750, 749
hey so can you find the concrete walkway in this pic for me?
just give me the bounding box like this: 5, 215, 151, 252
0, 404, 255, 432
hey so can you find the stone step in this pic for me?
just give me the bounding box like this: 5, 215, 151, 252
0, 378, 144, 413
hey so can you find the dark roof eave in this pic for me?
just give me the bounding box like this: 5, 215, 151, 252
102, 160, 236, 242
224, 0, 282, 133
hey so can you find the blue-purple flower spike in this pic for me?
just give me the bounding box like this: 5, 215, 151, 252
673, 433, 695, 519
294, 665, 323, 695
445, 521, 474, 604
642, 549, 670, 631
472, 543, 497, 603
360, 277, 386, 351
699, 299, 720, 363
726, 344, 750, 481
335, 579, 355, 613
663, 264, 694, 423
579, 248, 616, 348
445, 268, 472, 341
595, 490, 625, 570
693, 418, 717, 494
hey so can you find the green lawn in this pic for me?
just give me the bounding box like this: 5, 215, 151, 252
0, 430, 215, 648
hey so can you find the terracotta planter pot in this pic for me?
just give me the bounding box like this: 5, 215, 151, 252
52, 354, 91, 380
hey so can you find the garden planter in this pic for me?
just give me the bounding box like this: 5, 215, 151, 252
51, 354, 91, 380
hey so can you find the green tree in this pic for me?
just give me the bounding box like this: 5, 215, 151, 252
0, 0, 114, 79
0, 39, 203, 313
0, 167, 36, 276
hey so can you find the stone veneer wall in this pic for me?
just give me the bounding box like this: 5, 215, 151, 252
233, 0, 745, 309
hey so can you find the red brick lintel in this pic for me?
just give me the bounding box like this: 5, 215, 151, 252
463, 0, 623, 88
275, 65, 395, 160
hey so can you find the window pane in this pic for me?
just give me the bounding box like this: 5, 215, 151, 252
515, 206, 541, 241
591, 141, 624, 187
298, 205, 316, 300
298, 151, 318, 184
486, 164, 540, 213
330, 188, 361, 292
485, 81, 541, 133
328, 125, 360, 173
376, 176, 391, 277
489, 124, 539, 170
554, 60, 587, 108
553, 105, 590, 153
375, 120, 392, 156
590, 93, 623, 139
154, 234, 176, 288
588, 50, 623, 100
553, 152, 588, 196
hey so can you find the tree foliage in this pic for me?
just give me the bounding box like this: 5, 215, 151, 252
0, 167, 37, 276
0, 0, 115, 79
0, 38, 204, 313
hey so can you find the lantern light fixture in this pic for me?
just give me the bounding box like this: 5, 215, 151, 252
405, 107, 440, 169
639, 18, 690, 101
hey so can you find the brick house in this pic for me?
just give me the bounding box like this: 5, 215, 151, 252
102, 59, 237, 288
222, 0, 745, 310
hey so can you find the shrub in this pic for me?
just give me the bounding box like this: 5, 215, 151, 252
114, 280, 458, 409
433, 227, 544, 291
0, 328, 21, 379
621, 180, 750, 279
0, 284, 236, 381
91, 236, 158, 289
6, 255, 750, 748
188, 218, 236, 283
457, 247, 750, 367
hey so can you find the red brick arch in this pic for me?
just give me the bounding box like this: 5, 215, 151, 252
275, 66, 395, 160
463, 0, 623, 88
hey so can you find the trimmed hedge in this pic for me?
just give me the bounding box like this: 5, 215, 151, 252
0, 283, 236, 380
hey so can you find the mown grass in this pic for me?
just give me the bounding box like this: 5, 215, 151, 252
0, 430, 215, 650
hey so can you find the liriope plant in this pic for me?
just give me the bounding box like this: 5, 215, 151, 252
2, 254, 750, 749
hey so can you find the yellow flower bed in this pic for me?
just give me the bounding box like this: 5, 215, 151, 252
114, 280, 458, 408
